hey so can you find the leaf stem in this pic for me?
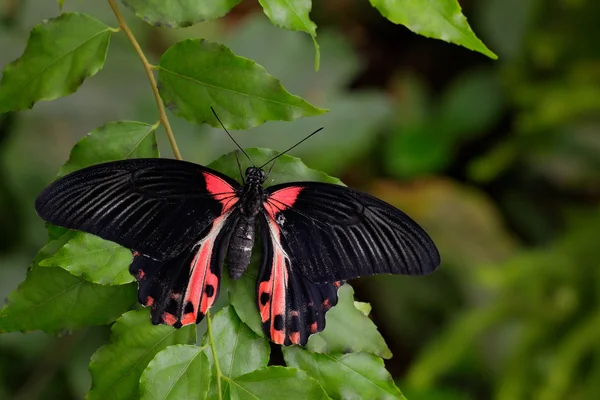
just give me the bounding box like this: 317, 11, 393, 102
206, 310, 223, 400
106, 0, 182, 160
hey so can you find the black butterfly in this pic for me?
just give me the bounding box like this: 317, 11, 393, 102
35, 152, 440, 346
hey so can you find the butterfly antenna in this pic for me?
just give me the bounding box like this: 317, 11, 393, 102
211, 107, 254, 166
258, 127, 324, 169
235, 151, 245, 184
264, 157, 278, 181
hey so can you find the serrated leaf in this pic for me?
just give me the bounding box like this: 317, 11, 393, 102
57, 121, 159, 178
258, 0, 320, 69
369, 0, 497, 59
39, 232, 134, 285
0, 233, 136, 333
157, 39, 326, 130
122, 0, 241, 28
202, 306, 270, 377
0, 12, 114, 112
283, 348, 405, 400
140, 344, 210, 400
307, 285, 392, 359
88, 309, 196, 400
201, 306, 270, 399
228, 366, 330, 400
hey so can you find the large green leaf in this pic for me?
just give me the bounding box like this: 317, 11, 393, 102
57, 121, 159, 177
157, 39, 325, 130
122, 0, 241, 28
257, 0, 320, 69
201, 306, 270, 399
284, 348, 404, 400
88, 309, 196, 400
369, 0, 496, 59
307, 285, 392, 359
140, 344, 210, 400
39, 232, 134, 285
0, 12, 114, 112
0, 233, 136, 333
227, 366, 330, 399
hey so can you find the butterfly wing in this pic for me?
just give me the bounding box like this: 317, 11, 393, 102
35, 158, 241, 261
263, 182, 441, 284
132, 211, 239, 326
257, 212, 343, 345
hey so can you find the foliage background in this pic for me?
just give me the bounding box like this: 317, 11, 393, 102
0, 0, 599, 399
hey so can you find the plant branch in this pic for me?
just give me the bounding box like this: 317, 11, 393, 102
107, 0, 182, 160
206, 310, 223, 400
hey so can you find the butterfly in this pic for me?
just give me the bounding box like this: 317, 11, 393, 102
35, 148, 440, 346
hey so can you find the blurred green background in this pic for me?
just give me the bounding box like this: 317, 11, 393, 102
1, 0, 599, 399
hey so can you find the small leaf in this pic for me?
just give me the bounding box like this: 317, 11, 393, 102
140, 344, 210, 400
122, 0, 241, 28
201, 306, 270, 399
0, 12, 114, 112
369, 0, 497, 59
0, 233, 136, 333
57, 121, 159, 177
88, 309, 196, 400
58, 0, 65, 10
283, 348, 405, 400
307, 285, 392, 359
258, 0, 320, 69
228, 366, 330, 399
39, 232, 134, 285
157, 39, 326, 130
201, 306, 270, 378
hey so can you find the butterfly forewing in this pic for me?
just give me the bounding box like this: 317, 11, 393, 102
263, 182, 441, 284
35, 158, 240, 261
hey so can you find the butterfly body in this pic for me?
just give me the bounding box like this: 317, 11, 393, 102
35, 157, 441, 346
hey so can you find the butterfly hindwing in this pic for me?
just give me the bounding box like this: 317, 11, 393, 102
35, 158, 241, 261
257, 212, 343, 345
263, 182, 441, 283
130, 210, 238, 326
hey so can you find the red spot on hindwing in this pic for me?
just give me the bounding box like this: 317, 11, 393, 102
203, 172, 238, 213
264, 186, 304, 220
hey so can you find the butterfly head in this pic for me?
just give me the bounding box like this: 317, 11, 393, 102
245, 167, 266, 185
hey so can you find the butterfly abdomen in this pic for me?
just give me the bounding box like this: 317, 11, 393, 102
227, 217, 255, 279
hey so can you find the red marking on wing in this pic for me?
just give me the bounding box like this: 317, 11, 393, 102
145, 296, 154, 306
259, 217, 290, 345
264, 186, 304, 219
136, 269, 145, 280
181, 313, 195, 325
162, 312, 177, 326
290, 332, 300, 345
132, 251, 140, 257
181, 214, 227, 326
310, 322, 318, 333
203, 172, 238, 213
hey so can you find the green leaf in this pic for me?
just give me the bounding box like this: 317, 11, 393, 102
122, 0, 241, 28
0, 12, 114, 112
307, 285, 392, 359
201, 306, 270, 378
88, 309, 196, 400
227, 366, 330, 399
283, 348, 405, 400
0, 233, 136, 333
39, 232, 134, 285
258, 0, 320, 70
140, 344, 210, 400
58, 0, 65, 10
208, 148, 343, 188
369, 0, 497, 59
157, 39, 326, 130
57, 121, 159, 178
201, 306, 270, 399
354, 301, 372, 317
